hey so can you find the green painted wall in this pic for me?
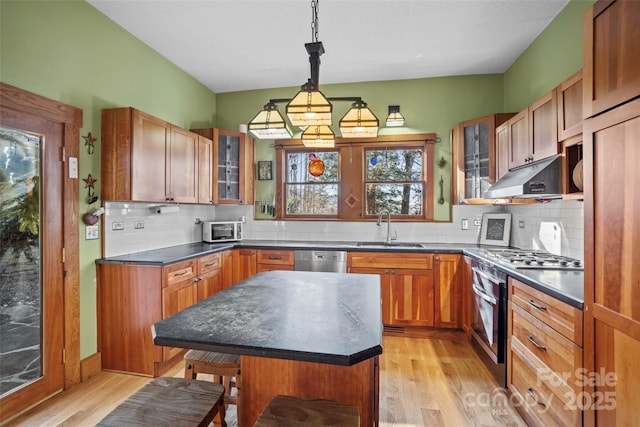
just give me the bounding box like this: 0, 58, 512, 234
217, 75, 505, 221
503, 0, 595, 111
0, 0, 591, 363
1, 0, 216, 359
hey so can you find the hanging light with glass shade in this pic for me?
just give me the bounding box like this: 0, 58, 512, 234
247, 0, 379, 141
385, 105, 405, 127
301, 124, 335, 148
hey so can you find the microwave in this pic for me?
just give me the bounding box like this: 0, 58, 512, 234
203, 221, 243, 243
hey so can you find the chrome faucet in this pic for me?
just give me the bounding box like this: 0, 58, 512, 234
377, 210, 392, 244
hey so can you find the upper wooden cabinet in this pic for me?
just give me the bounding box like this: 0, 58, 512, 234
101, 107, 212, 204
583, 0, 640, 119
453, 113, 514, 203
557, 70, 583, 141
506, 110, 530, 170
191, 128, 255, 205
495, 121, 511, 181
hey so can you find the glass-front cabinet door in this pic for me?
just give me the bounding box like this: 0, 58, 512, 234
217, 131, 241, 202
463, 120, 490, 199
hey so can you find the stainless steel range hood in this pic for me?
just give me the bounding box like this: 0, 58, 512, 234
483, 154, 563, 199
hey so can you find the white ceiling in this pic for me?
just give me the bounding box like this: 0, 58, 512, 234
87, 0, 570, 94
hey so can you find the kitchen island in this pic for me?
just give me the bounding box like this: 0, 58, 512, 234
152, 270, 382, 427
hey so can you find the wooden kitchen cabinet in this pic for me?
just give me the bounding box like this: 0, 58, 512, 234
220, 249, 234, 289
453, 113, 514, 203
191, 128, 255, 205
557, 70, 583, 141
508, 278, 583, 427
506, 109, 529, 170
348, 252, 434, 329
461, 256, 473, 336
97, 252, 226, 377
495, 121, 511, 181
256, 249, 294, 272
197, 134, 214, 204
101, 107, 208, 204
233, 248, 257, 283
583, 0, 640, 118
434, 254, 462, 329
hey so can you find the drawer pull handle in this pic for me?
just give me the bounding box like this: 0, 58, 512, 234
173, 271, 188, 277
204, 262, 216, 267
528, 336, 547, 351
268, 256, 283, 260
527, 387, 546, 408
528, 299, 547, 311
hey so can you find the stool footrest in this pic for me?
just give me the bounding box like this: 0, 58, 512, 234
254, 395, 360, 426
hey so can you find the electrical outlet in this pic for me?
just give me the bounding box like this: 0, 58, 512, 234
134, 221, 144, 229
474, 218, 482, 226
85, 225, 99, 240
461, 219, 469, 230
519, 220, 525, 229
112, 221, 124, 231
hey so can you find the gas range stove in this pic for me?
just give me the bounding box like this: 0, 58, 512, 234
483, 248, 583, 270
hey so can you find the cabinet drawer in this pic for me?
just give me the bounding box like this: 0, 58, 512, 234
256, 249, 294, 265
163, 260, 197, 287
510, 278, 582, 345
198, 253, 221, 274
510, 347, 581, 427
348, 252, 433, 270
511, 304, 582, 395
257, 264, 295, 273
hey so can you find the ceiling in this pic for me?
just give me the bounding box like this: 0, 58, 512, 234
87, 0, 570, 94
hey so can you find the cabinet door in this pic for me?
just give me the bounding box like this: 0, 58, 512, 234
434, 254, 461, 329
389, 269, 434, 327
168, 126, 198, 203
584, 97, 640, 427
350, 267, 391, 326
462, 256, 472, 336
197, 135, 213, 204
583, 0, 640, 118
495, 122, 510, 181
529, 89, 559, 162
557, 70, 583, 141
508, 110, 529, 170
131, 109, 169, 202
198, 268, 223, 301
234, 248, 257, 283
161, 279, 197, 360
215, 130, 243, 203
220, 249, 234, 289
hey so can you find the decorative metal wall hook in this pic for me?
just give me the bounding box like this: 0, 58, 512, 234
83, 132, 96, 154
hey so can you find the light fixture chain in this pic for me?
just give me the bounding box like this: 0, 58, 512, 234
311, 0, 319, 43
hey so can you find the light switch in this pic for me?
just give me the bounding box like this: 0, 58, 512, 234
461, 219, 469, 230
86, 225, 99, 240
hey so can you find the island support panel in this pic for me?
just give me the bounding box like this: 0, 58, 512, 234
239, 355, 379, 427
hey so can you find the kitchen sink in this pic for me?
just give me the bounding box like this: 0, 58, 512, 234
356, 242, 424, 248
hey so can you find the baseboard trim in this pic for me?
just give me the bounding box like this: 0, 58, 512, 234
80, 352, 102, 382
383, 326, 467, 340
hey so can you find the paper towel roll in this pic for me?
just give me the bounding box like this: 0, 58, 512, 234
155, 205, 180, 214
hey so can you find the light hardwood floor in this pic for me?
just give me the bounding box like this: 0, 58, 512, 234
5, 336, 525, 427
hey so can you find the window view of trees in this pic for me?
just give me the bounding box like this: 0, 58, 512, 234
365, 148, 423, 215
285, 151, 339, 215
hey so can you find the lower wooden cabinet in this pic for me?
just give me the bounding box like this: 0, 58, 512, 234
256, 249, 294, 272
461, 256, 473, 336
508, 278, 583, 427
233, 248, 257, 283
434, 254, 462, 328
97, 251, 228, 377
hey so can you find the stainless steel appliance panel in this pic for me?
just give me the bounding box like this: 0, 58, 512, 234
294, 250, 347, 273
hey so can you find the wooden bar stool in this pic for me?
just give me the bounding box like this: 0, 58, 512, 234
254, 395, 360, 426
184, 349, 241, 407
97, 377, 226, 427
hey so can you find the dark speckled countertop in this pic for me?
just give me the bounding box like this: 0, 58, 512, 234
152, 270, 383, 366
96, 239, 583, 309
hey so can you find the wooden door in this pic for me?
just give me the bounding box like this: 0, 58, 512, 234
197, 268, 223, 301
462, 256, 473, 336
0, 96, 73, 421
197, 135, 213, 204
495, 122, 510, 180
529, 89, 559, 162
233, 248, 257, 283
350, 267, 391, 326
168, 126, 198, 203
508, 110, 529, 170
583, 0, 640, 118
132, 109, 169, 202
161, 280, 197, 361
220, 249, 234, 289
434, 254, 462, 328
583, 97, 640, 426
389, 269, 434, 327
557, 70, 583, 141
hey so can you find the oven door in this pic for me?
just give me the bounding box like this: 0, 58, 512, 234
470, 267, 505, 363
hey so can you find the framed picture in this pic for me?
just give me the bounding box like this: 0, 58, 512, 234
257, 160, 272, 180
480, 213, 512, 247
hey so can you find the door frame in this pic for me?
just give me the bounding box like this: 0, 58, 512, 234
0, 82, 81, 421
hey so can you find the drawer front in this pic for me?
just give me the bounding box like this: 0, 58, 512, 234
510, 278, 582, 345
511, 304, 582, 395
257, 249, 294, 266
348, 252, 433, 270
257, 264, 295, 273
163, 260, 197, 287
198, 253, 221, 274
510, 349, 582, 427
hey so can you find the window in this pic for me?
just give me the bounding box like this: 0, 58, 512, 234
365, 148, 423, 216
284, 150, 339, 216
276, 134, 436, 220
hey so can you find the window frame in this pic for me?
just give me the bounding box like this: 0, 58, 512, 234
275, 133, 436, 221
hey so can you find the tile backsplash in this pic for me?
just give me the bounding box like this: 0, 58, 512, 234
103, 200, 584, 261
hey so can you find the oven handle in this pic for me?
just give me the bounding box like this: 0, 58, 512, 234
472, 284, 498, 305
473, 268, 505, 286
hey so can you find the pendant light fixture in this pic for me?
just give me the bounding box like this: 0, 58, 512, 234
248, 0, 379, 145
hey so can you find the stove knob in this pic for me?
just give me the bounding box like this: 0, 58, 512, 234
536, 260, 545, 265
572, 260, 581, 267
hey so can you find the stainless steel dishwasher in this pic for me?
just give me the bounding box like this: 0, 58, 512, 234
294, 250, 347, 273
